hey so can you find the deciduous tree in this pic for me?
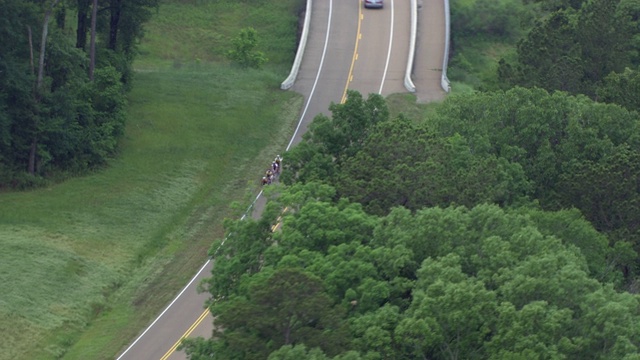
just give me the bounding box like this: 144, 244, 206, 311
597, 67, 640, 111
196, 268, 348, 360
226, 27, 268, 68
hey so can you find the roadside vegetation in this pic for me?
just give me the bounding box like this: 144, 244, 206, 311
447, 0, 535, 91
182, 0, 640, 359
0, 0, 303, 359
4, 0, 640, 358
0, 0, 160, 188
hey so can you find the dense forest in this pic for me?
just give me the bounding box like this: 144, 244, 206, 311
0, 0, 158, 188
183, 0, 640, 358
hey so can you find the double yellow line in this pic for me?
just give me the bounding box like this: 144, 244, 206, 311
341, 2, 364, 104
159, 308, 210, 360
158, 203, 289, 359
271, 206, 289, 232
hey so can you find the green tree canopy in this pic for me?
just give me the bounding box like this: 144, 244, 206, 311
498, 0, 640, 96
186, 182, 639, 359
280, 88, 640, 282
193, 267, 349, 360
597, 66, 640, 112
0, 0, 156, 188
281, 90, 389, 186
335, 115, 531, 215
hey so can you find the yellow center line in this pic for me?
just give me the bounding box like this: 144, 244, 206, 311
271, 206, 289, 232
159, 308, 211, 360
341, 4, 364, 104
159, 206, 290, 359
156, 6, 362, 360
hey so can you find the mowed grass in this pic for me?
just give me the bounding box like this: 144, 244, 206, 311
136, 0, 303, 69
0, 0, 303, 359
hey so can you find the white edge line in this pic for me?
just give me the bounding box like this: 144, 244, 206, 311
116, 189, 264, 360
286, 0, 333, 152
116, 259, 211, 360
378, 0, 394, 95
117, 0, 335, 356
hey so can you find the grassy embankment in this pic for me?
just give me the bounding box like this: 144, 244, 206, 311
0, 0, 304, 359
386, 43, 509, 121
387, 0, 522, 121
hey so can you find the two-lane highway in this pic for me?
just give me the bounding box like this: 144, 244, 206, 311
349, 0, 410, 96
117, 0, 431, 358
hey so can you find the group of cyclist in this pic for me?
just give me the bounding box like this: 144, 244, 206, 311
261, 155, 282, 186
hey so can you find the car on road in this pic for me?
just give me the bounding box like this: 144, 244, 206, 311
364, 0, 383, 8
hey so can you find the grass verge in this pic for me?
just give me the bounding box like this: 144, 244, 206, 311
386, 93, 443, 123
0, 0, 303, 359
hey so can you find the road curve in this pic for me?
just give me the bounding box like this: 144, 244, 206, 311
115, 0, 443, 357
286, 0, 359, 148
116, 1, 358, 359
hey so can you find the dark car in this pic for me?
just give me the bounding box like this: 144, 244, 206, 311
364, 0, 383, 8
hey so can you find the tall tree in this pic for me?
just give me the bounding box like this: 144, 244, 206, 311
107, 0, 159, 54
577, 0, 631, 87
506, 10, 584, 93
499, 0, 640, 97
37, 0, 61, 90
75, 0, 91, 50
89, 0, 98, 80
335, 116, 531, 215
559, 145, 640, 233
310, 91, 389, 162
0, 0, 154, 187
191, 268, 348, 360
597, 67, 640, 111
282, 91, 389, 186
108, 0, 120, 50
29, 0, 62, 175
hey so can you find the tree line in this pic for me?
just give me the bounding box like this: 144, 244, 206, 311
0, 0, 158, 188
181, 88, 640, 359
180, 0, 640, 358
283, 89, 640, 285
182, 88, 640, 360
449, 0, 640, 106
182, 183, 640, 359
495, 0, 640, 106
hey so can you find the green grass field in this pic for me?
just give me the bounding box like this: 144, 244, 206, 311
0, 0, 303, 359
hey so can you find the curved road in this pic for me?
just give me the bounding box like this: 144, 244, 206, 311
117, 0, 445, 358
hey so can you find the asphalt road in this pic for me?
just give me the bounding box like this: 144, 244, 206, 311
116, 0, 446, 358
350, 0, 410, 97
414, 0, 447, 102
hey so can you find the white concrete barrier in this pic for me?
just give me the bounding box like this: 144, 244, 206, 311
281, 0, 312, 90
441, 0, 451, 92
283, 0, 448, 93
404, 0, 417, 92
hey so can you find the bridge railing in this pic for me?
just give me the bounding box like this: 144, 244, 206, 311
282, 0, 451, 94
404, 0, 417, 92
406, 0, 451, 93
281, 0, 312, 90
441, 0, 451, 93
